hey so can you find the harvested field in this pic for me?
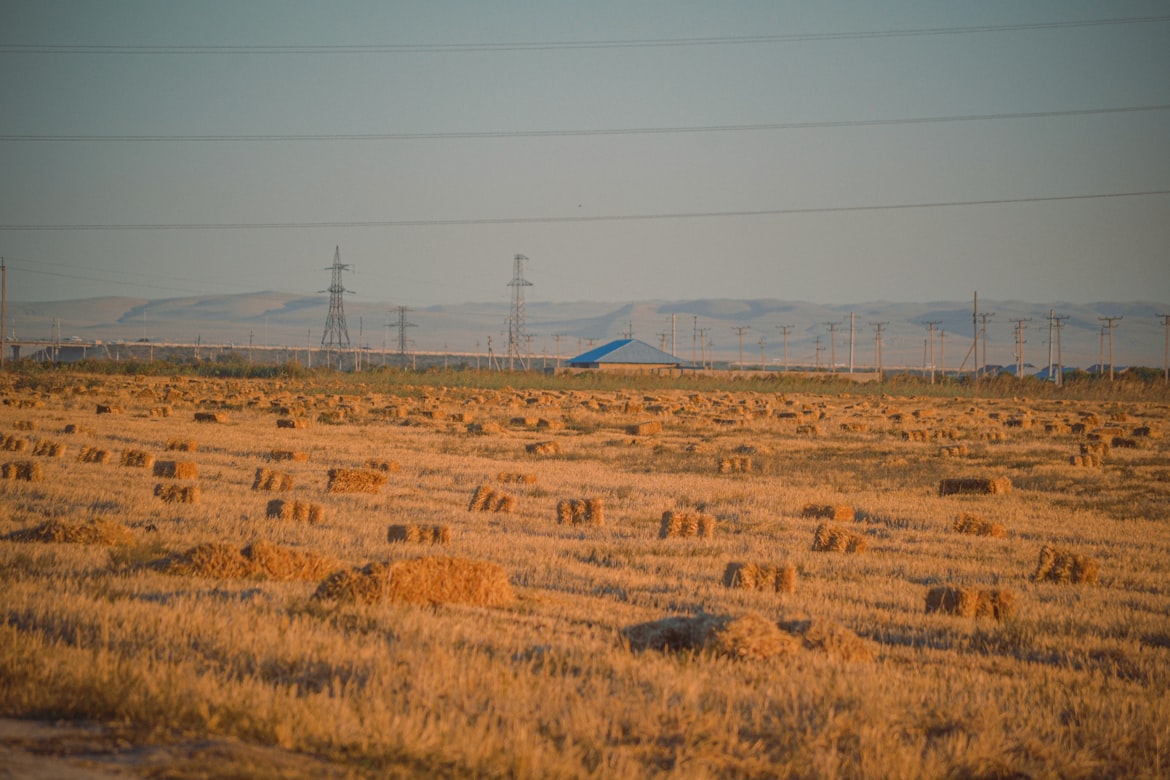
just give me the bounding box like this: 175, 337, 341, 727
325, 468, 385, 494
1, 371, 1167, 779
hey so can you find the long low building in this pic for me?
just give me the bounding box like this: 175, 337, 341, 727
564, 338, 686, 372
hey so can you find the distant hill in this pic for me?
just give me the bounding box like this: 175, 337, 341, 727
8, 292, 1168, 370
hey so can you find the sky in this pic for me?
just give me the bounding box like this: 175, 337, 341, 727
1, 1, 1168, 310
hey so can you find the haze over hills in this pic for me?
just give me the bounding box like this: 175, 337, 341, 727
7, 292, 1168, 371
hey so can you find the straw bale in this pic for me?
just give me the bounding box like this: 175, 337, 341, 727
12, 420, 36, 431
242, 540, 336, 581
1070, 453, 1102, 467
811, 523, 867, 553
1132, 426, 1159, 438
153, 460, 198, 479
119, 449, 155, 468
795, 619, 876, 661
1, 461, 43, 482
718, 455, 753, 474
795, 424, 820, 436
1080, 440, 1109, 458
364, 459, 400, 473
466, 484, 516, 513
939, 444, 969, 457
511, 416, 539, 428
149, 406, 173, 418
194, 411, 228, 423
265, 499, 327, 524
270, 449, 309, 462
938, 477, 1012, 496
154, 483, 200, 504
276, 417, 308, 429
162, 543, 255, 578
626, 420, 662, 436
32, 440, 65, 458
6, 519, 134, 546
387, 524, 452, 545
63, 424, 95, 436
556, 498, 605, 526
1033, 544, 1099, 584
981, 430, 1006, 442
526, 441, 562, 456
801, 504, 855, 522
78, 446, 111, 464
925, 586, 1016, 621
166, 438, 198, 452
1111, 437, 1139, 449
722, 562, 797, 593
324, 467, 385, 495
95, 404, 123, 415
952, 513, 1008, 538
253, 467, 294, 491
491, 492, 517, 513
384, 556, 515, 607
496, 472, 536, 485
585, 497, 605, 525
659, 510, 716, 539
1, 436, 29, 452
622, 613, 800, 660
1044, 422, 1071, 434
536, 418, 564, 431
468, 421, 505, 435
901, 429, 929, 442
313, 563, 394, 604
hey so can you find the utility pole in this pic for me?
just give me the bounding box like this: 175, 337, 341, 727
698, 328, 708, 369
1159, 313, 1170, 385
1099, 325, 1106, 377
657, 331, 669, 352
1010, 318, 1031, 378
823, 322, 841, 373
848, 312, 855, 375
1099, 315, 1122, 381
871, 322, 888, 379
939, 330, 945, 382
1046, 310, 1069, 385
758, 336, 766, 370
814, 335, 823, 372
775, 325, 792, 372
731, 325, 750, 370
320, 246, 352, 361
395, 306, 416, 364
1055, 315, 1066, 387
923, 321, 941, 384
972, 291, 978, 381
553, 333, 565, 370
506, 254, 532, 371
979, 312, 995, 379
671, 313, 677, 358
692, 316, 698, 366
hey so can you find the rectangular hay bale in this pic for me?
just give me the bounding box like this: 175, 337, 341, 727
938, 477, 1012, 496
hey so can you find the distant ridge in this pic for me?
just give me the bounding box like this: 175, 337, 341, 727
7, 292, 1168, 369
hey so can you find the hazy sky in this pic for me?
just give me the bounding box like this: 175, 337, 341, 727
1, 2, 1168, 308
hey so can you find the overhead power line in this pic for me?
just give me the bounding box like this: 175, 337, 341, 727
4, 105, 1166, 143
1, 190, 1165, 232
1, 16, 1167, 54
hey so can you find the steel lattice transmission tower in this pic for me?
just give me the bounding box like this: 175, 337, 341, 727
506, 254, 532, 370
320, 246, 352, 351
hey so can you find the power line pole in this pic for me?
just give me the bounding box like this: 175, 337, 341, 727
1159, 313, 1170, 385
848, 312, 855, 375
506, 253, 532, 371
731, 325, 750, 369
814, 335, 823, 372
870, 321, 888, 379
1010, 318, 1031, 378
320, 246, 352, 360
692, 316, 698, 366
1098, 315, 1122, 381
823, 321, 841, 373
773, 325, 792, 372
923, 321, 941, 384
553, 333, 565, 370
394, 306, 416, 363
758, 335, 766, 370
1047, 310, 1069, 385
979, 312, 995, 379
1055, 315, 1067, 387
657, 331, 669, 352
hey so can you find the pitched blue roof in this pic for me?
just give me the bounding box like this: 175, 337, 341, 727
569, 338, 682, 366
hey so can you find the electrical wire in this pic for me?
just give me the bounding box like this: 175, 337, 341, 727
2, 16, 1167, 54
2, 190, 1166, 232
4, 105, 1166, 142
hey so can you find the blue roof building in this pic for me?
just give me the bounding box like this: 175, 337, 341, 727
567, 339, 684, 370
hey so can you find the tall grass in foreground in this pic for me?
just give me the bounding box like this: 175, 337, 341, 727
0, 372, 1167, 777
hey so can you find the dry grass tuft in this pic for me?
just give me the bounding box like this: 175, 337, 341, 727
623, 613, 800, 660
556, 498, 605, 526
722, 562, 797, 593
811, 523, 867, 553
265, 499, 327, 524
384, 556, 515, 607
194, 411, 229, 423
253, 467, 294, 491
153, 460, 198, 479
952, 513, 1008, 538
938, 477, 1012, 496
6, 519, 134, 546
165, 438, 198, 452
77, 446, 111, 464
659, 510, 716, 539
526, 441, 562, 456
925, 586, 1016, 621
364, 459, 401, 473
271, 450, 309, 462
95, 404, 123, 415
326, 468, 386, 495
1033, 544, 1099, 585
801, 504, 855, 522
469, 484, 517, 513
1, 460, 43, 481
387, 524, 452, 545
119, 449, 155, 468
154, 483, 200, 504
